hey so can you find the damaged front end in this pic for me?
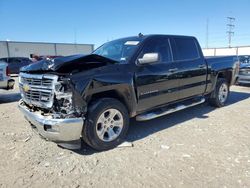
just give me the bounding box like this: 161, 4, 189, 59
18, 72, 85, 149
18, 54, 118, 149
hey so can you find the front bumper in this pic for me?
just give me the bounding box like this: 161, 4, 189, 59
18, 101, 84, 148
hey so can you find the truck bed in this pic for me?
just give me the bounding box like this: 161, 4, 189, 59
206, 56, 239, 85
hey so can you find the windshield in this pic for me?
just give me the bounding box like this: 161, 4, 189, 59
93, 38, 142, 62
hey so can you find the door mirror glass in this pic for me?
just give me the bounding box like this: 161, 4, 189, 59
138, 53, 159, 65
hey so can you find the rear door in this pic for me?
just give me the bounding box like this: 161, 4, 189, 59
135, 36, 180, 112
170, 37, 207, 99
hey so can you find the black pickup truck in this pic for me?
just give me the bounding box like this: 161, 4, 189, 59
18, 35, 239, 150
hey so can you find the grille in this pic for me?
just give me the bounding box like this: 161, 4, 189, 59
21, 77, 53, 87
19, 73, 58, 109
24, 89, 51, 102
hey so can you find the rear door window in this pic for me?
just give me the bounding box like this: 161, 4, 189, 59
171, 38, 199, 61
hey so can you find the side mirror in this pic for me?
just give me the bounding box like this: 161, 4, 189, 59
138, 53, 159, 65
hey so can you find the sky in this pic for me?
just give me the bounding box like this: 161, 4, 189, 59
0, 0, 250, 49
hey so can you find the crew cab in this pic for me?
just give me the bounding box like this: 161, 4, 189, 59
0, 61, 15, 90
18, 35, 239, 150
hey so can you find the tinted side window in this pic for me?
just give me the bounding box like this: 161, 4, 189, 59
0, 58, 8, 63
9, 58, 21, 63
172, 38, 199, 61
139, 38, 172, 63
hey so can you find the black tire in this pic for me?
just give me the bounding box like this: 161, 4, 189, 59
82, 98, 129, 151
209, 78, 229, 107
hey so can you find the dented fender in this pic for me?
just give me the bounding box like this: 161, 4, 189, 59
69, 64, 138, 117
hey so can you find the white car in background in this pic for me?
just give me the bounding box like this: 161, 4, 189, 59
237, 56, 250, 84
0, 61, 15, 90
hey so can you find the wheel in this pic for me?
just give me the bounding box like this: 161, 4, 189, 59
82, 98, 129, 151
209, 78, 229, 107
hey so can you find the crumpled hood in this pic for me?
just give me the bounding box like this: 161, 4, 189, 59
20, 54, 117, 74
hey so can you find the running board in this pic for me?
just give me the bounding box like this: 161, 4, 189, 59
136, 98, 205, 121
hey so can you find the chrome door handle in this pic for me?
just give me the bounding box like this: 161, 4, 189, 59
198, 64, 206, 68
169, 68, 178, 73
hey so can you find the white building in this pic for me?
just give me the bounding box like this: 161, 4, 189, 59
202, 46, 250, 56
0, 41, 94, 58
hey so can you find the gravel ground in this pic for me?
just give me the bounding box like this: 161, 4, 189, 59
0, 77, 249, 188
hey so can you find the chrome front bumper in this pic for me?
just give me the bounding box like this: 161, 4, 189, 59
18, 101, 84, 143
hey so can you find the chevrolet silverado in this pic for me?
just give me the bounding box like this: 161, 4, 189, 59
18, 35, 239, 150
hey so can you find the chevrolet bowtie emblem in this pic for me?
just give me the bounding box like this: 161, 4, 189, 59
23, 84, 30, 92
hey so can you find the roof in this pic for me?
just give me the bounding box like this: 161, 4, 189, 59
115, 34, 196, 41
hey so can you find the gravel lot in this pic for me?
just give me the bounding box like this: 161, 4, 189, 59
0, 77, 249, 188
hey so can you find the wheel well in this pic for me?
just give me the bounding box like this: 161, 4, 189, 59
218, 71, 232, 84
88, 90, 130, 115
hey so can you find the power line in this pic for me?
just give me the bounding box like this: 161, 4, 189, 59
227, 17, 235, 48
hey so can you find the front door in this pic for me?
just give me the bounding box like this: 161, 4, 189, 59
135, 36, 180, 112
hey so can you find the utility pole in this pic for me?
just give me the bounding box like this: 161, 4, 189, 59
74, 28, 77, 44
206, 19, 209, 48
73, 28, 78, 53
227, 17, 235, 48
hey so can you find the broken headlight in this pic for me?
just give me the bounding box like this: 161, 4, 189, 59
54, 78, 75, 118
